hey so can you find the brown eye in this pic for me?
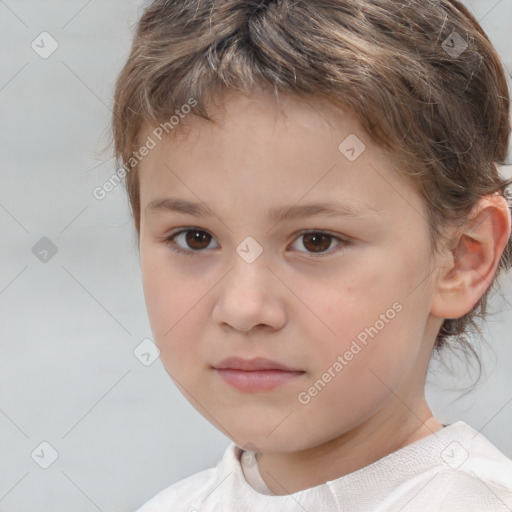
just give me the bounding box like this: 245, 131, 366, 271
302, 232, 333, 253
184, 230, 212, 250
290, 230, 346, 257
164, 228, 348, 258
164, 229, 217, 256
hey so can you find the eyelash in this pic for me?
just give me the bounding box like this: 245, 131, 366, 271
160, 228, 350, 258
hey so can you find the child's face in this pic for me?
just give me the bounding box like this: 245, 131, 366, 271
137, 90, 444, 452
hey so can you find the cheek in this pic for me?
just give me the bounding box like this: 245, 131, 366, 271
141, 251, 206, 352
311, 295, 428, 418
294, 260, 399, 348
294, 256, 424, 386
293, 312, 416, 444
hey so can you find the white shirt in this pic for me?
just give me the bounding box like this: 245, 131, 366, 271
135, 421, 512, 511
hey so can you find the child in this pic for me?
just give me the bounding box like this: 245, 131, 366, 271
110, 0, 512, 509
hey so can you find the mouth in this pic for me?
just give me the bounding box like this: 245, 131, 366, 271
212, 357, 305, 392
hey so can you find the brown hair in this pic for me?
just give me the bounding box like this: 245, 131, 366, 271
109, 0, 512, 370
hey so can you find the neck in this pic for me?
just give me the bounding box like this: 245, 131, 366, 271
255, 397, 443, 495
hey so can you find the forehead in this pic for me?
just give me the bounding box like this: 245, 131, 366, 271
139, 89, 363, 153
136, 91, 425, 226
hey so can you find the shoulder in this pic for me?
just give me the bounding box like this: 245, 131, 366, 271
135, 443, 238, 512
420, 468, 512, 511
407, 422, 512, 510
454, 422, 512, 489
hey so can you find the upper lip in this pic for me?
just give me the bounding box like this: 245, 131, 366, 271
213, 357, 302, 372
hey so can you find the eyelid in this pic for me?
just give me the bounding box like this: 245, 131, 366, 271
160, 227, 350, 258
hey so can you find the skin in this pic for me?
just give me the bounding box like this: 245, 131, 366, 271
136, 88, 511, 495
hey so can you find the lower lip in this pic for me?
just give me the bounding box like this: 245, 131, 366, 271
214, 368, 305, 392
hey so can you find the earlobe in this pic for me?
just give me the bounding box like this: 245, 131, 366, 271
430, 194, 511, 320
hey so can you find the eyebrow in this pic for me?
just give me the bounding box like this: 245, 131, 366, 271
145, 196, 379, 223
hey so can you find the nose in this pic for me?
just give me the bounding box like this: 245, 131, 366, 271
231, 323, 252, 333
211, 253, 287, 334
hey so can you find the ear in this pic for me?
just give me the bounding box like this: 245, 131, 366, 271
430, 194, 511, 319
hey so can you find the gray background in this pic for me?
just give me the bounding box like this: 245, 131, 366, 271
0, 1, 511, 511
